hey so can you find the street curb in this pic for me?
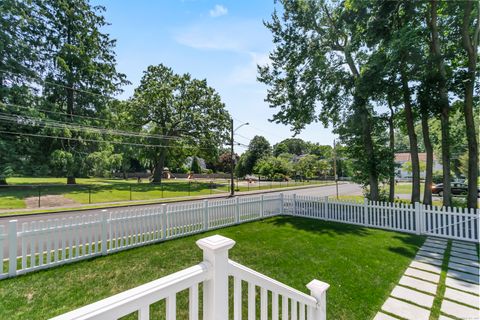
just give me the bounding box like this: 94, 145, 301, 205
0, 183, 343, 219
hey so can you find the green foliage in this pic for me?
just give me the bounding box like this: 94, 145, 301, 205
128, 64, 230, 182
86, 149, 122, 178
190, 156, 202, 174
253, 156, 292, 180
49, 150, 75, 177
402, 161, 427, 174
235, 136, 271, 176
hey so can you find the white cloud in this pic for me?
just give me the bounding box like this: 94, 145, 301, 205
209, 4, 228, 17
228, 52, 270, 85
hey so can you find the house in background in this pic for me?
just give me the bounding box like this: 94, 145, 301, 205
394, 152, 443, 179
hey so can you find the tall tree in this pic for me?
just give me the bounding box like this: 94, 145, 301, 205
40, 0, 127, 184
427, 0, 452, 206
459, 1, 479, 209
259, 0, 383, 199
128, 64, 230, 183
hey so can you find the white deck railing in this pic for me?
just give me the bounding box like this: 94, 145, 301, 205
1, 193, 478, 280
51, 235, 329, 320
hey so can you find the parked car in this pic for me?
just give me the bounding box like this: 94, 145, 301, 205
431, 182, 480, 197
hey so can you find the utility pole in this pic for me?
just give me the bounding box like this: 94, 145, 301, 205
230, 120, 249, 197
230, 118, 235, 197
333, 139, 338, 199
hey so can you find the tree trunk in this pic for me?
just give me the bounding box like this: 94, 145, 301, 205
151, 149, 167, 183
358, 103, 379, 200
461, 1, 479, 209
0, 177, 7, 185
400, 68, 421, 203
429, 0, 452, 207
421, 109, 433, 206
67, 176, 76, 185
388, 104, 395, 202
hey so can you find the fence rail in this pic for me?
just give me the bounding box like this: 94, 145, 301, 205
51, 235, 329, 320
1, 193, 478, 280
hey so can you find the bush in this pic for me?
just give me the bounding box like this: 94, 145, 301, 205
432, 171, 443, 184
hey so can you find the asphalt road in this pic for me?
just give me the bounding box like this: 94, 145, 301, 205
1, 183, 362, 258
0, 183, 362, 225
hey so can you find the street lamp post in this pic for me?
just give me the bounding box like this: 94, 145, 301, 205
230, 120, 249, 197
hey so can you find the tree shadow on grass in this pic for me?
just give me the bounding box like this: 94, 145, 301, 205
269, 216, 425, 259
269, 215, 372, 237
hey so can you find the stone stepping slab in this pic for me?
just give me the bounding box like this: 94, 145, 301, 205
449, 261, 479, 275
420, 246, 445, 254
444, 287, 480, 309
424, 241, 447, 249
373, 312, 398, 320
451, 247, 478, 256
417, 250, 444, 260
449, 256, 480, 268
391, 285, 435, 308
441, 300, 479, 319
414, 255, 443, 267
405, 267, 440, 283
438, 315, 455, 320
450, 251, 479, 261
445, 277, 480, 295
381, 297, 430, 320
410, 260, 442, 274
399, 275, 438, 294
447, 269, 480, 284
452, 241, 478, 249
427, 237, 448, 243
452, 241, 477, 248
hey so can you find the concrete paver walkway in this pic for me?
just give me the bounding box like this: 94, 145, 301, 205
374, 237, 480, 320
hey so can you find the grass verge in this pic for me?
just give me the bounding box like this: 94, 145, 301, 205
0, 216, 424, 319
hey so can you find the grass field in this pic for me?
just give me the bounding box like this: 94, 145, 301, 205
0, 216, 424, 319
0, 177, 332, 210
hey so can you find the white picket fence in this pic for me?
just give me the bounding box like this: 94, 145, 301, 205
0, 193, 478, 280
286, 195, 479, 241
0, 194, 283, 280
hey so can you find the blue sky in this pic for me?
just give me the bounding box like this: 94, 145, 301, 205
93, 0, 335, 151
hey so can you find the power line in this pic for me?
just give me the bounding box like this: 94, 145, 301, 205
0, 111, 183, 141
0, 130, 208, 150
0, 69, 118, 101
232, 116, 286, 140
0, 97, 151, 129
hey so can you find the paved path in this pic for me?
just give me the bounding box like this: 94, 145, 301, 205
375, 238, 479, 320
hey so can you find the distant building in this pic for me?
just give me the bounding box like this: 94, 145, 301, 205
394, 152, 442, 179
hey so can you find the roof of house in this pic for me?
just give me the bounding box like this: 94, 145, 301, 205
395, 152, 436, 162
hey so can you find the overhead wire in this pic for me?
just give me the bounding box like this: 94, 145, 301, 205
0, 130, 213, 149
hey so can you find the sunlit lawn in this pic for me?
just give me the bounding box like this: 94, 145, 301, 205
0, 216, 424, 320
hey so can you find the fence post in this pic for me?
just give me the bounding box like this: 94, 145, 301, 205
203, 200, 209, 231
235, 197, 240, 224
324, 196, 329, 220
260, 195, 265, 218
38, 186, 41, 207
280, 193, 284, 215
293, 194, 297, 215
196, 235, 235, 320
415, 202, 422, 235
364, 198, 369, 226
162, 204, 167, 240
8, 220, 17, 277
306, 279, 330, 320
101, 213, 108, 255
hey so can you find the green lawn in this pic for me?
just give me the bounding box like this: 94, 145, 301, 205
0, 217, 424, 319
0, 177, 332, 210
